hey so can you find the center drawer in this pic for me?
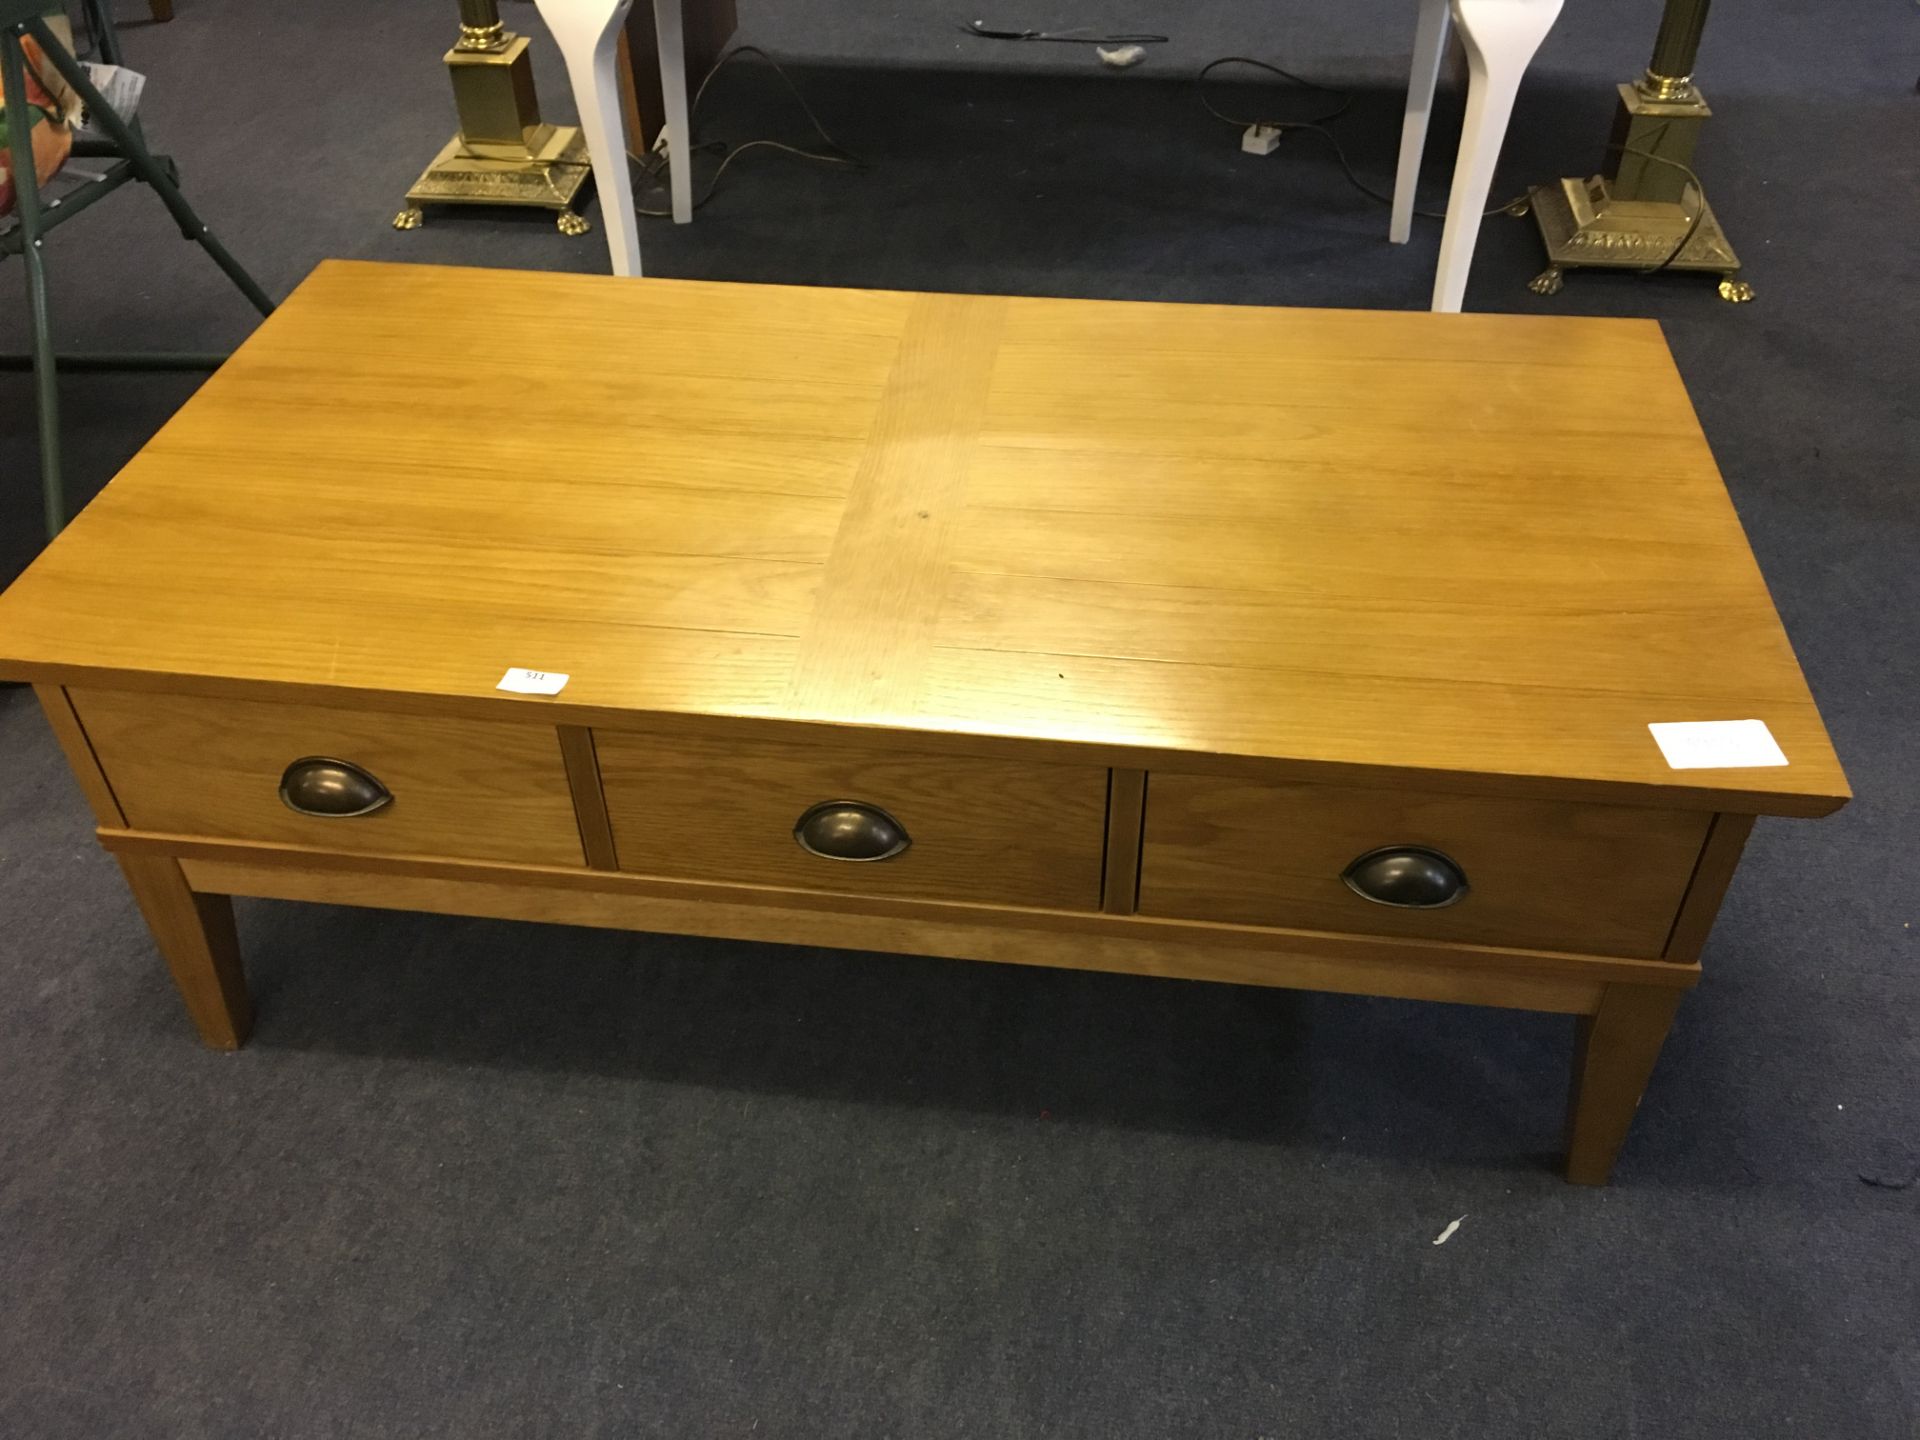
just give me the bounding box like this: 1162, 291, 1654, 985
1137, 772, 1712, 958
593, 729, 1108, 910
70, 688, 586, 866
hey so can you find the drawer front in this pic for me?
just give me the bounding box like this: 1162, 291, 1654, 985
72, 688, 585, 866
1138, 773, 1711, 957
595, 730, 1107, 910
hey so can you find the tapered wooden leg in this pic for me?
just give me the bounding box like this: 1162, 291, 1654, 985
1565, 983, 1685, 1184
117, 853, 253, 1050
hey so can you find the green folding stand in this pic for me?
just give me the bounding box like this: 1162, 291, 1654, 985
1, 0, 273, 539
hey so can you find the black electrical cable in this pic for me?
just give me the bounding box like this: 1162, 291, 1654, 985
635, 45, 865, 218
960, 20, 1169, 44
1602, 139, 1707, 273
1197, 56, 1353, 127
1197, 56, 1528, 221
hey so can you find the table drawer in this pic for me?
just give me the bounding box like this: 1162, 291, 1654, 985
1137, 773, 1711, 957
71, 688, 586, 866
595, 730, 1107, 910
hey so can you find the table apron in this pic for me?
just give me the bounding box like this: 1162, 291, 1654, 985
95, 828, 1701, 1017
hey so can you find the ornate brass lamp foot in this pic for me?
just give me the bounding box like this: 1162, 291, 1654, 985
402, 129, 594, 225
1528, 266, 1565, 297
1526, 168, 1739, 291
1526, 0, 1747, 301
396, 0, 593, 234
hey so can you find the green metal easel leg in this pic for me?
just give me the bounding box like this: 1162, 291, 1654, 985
2, 26, 65, 536
81, 0, 124, 68
24, 14, 273, 317
3, 11, 277, 540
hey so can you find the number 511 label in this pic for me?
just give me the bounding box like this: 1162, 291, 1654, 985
497, 667, 570, 696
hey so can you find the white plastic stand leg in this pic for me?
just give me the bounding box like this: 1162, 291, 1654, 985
1429, 0, 1563, 311
1390, 0, 1452, 245
535, 0, 642, 276
652, 0, 694, 223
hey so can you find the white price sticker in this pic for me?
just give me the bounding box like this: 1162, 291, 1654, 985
497, 667, 570, 696
1648, 719, 1788, 770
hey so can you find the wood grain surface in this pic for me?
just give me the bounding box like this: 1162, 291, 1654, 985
595, 728, 1106, 909
0, 261, 1847, 818
72, 688, 585, 866
785, 292, 1005, 723
1139, 773, 1712, 958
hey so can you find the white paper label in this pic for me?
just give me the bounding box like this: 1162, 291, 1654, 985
496, 667, 569, 696
1648, 719, 1788, 770
79, 63, 146, 130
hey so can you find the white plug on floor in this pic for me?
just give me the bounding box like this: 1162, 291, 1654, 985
1241, 124, 1282, 156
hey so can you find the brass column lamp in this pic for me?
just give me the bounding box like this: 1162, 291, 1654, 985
393, 0, 594, 235
1523, 0, 1751, 301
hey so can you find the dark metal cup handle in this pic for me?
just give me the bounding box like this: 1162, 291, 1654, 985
1341, 846, 1469, 908
793, 800, 910, 862
279, 757, 392, 818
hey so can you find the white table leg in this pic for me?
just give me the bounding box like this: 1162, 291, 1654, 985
1429, 0, 1562, 311
535, 0, 643, 276
652, 0, 694, 223
1390, 0, 1452, 245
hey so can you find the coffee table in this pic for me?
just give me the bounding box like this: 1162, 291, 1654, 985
0, 260, 1847, 1183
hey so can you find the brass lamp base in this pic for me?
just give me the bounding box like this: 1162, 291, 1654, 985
395, 127, 593, 234
1525, 174, 1749, 302
393, 12, 594, 236
1524, 0, 1752, 303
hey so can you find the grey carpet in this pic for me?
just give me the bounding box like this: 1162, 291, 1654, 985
2, 1, 1916, 1435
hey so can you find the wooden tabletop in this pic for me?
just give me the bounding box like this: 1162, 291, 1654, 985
0, 261, 1846, 816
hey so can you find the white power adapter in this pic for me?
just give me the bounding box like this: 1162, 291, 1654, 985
1241, 124, 1282, 156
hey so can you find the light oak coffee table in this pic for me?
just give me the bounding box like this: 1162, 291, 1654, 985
0, 261, 1847, 1182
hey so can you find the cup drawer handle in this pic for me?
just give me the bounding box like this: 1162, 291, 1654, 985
1341, 846, 1469, 908
793, 800, 911, 862
279, 757, 393, 818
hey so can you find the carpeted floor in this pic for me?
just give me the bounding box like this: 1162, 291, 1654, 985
2, 2, 1916, 1435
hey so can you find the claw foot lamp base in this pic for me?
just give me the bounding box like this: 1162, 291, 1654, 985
395, 3, 595, 237
1526, 165, 1746, 303
400, 128, 594, 235
1525, 0, 1749, 303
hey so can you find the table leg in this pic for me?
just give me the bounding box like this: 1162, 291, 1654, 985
1390, 0, 1452, 245
1430, 0, 1563, 311
118, 853, 253, 1050
537, 0, 644, 276
1564, 982, 1684, 1184
652, 0, 694, 223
